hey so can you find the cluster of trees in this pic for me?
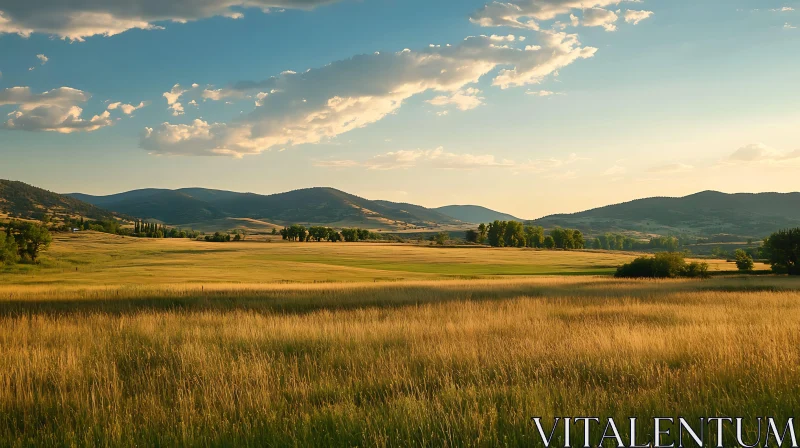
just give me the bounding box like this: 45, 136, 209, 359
0, 221, 53, 264
588, 234, 681, 252
615, 253, 710, 279
467, 221, 584, 250
48, 217, 201, 240
279, 225, 377, 243
466, 223, 688, 253
203, 230, 246, 242
134, 220, 201, 239
762, 228, 800, 275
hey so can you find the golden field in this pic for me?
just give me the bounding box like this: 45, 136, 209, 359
0, 233, 794, 446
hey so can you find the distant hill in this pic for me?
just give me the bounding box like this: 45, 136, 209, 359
61, 185, 800, 237
435, 205, 521, 224
69, 187, 464, 230
0, 179, 115, 221
532, 191, 800, 238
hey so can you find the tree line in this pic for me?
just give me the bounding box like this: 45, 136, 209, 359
466, 221, 585, 249
133, 220, 202, 239
466, 222, 685, 252
279, 225, 378, 242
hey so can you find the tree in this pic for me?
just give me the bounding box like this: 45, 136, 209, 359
477, 223, 488, 244
309, 226, 330, 242
572, 230, 585, 249
8, 221, 52, 262
487, 221, 506, 247
341, 228, 359, 242
524, 225, 544, 248
327, 230, 342, 242
434, 232, 450, 246
734, 249, 754, 272
762, 228, 800, 275
592, 238, 602, 250
503, 221, 525, 247
465, 229, 479, 244
543, 235, 555, 249
550, 228, 579, 249
0, 231, 19, 265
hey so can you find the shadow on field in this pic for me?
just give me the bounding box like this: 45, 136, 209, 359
0, 277, 798, 318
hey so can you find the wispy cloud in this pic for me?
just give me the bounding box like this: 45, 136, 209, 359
647, 163, 694, 174
315, 148, 588, 172
141, 32, 598, 157
727, 143, 800, 163
107, 101, 148, 115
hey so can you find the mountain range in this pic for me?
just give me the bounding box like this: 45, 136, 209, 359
68, 187, 482, 230
3, 179, 800, 238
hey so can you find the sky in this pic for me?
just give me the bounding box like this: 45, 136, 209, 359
0, 0, 798, 219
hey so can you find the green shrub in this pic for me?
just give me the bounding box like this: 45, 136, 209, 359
615, 252, 709, 279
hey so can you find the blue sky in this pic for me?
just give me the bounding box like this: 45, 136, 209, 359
0, 0, 798, 218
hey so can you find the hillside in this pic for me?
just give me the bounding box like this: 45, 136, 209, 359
532, 190, 800, 238
434, 205, 521, 224
0, 180, 116, 221
69, 187, 464, 230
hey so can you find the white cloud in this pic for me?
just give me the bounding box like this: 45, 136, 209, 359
315, 148, 587, 172
0, 86, 113, 133
770, 7, 795, 12
163, 83, 187, 105
427, 88, 485, 111
526, 89, 562, 96
36, 54, 48, 65
470, 0, 635, 30
169, 102, 185, 116
785, 22, 798, 29
624, 10, 654, 25
141, 31, 597, 157
603, 164, 626, 176
581, 8, 619, 31
163, 83, 191, 116
728, 143, 800, 163
107, 101, 147, 115
0, 1, 342, 41
312, 159, 362, 168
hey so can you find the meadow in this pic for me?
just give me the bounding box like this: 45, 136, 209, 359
0, 233, 795, 446
0, 233, 760, 286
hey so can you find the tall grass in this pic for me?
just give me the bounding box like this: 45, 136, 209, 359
1, 277, 799, 446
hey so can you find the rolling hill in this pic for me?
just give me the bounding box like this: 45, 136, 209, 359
532, 191, 800, 238
434, 205, 522, 224
0, 180, 116, 221
68, 187, 466, 230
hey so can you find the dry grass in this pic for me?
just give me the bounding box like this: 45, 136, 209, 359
0, 234, 790, 446
1, 275, 799, 446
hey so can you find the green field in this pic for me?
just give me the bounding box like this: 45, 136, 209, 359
0, 232, 760, 287
0, 233, 794, 446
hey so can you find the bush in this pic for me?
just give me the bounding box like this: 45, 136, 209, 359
615, 252, 709, 279
734, 249, 754, 272
762, 228, 800, 275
